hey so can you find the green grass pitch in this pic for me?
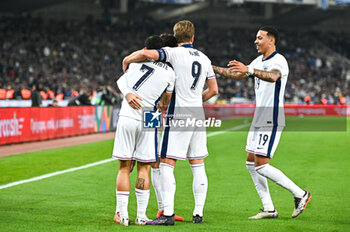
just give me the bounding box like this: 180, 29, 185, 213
0, 117, 349, 231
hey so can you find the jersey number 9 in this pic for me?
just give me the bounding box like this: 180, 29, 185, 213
191, 61, 202, 90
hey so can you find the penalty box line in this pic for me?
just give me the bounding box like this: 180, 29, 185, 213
0, 123, 249, 190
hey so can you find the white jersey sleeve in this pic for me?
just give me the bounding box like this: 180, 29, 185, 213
166, 72, 175, 93
270, 56, 289, 79
116, 74, 132, 96
206, 60, 216, 80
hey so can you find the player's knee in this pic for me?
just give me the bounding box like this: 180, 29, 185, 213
254, 155, 270, 167
151, 161, 160, 169
160, 157, 176, 167
118, 167, 131, 174
246, 152, 255, 162
189, 158, 204, 165
137, 162, 151, 173
119, 160, 133, 173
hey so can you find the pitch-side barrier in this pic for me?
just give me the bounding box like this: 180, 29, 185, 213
0, 104, 348, 145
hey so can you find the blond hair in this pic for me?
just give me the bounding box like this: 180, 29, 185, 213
173, 20, 195, 43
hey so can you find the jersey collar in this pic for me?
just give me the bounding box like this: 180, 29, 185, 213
262, 50, 278, 62
181, 44, 193, 48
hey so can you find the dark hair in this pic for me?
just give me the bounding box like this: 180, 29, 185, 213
144, 35, 164, 49
259, 26, 279, 46
160, 33, 178, 47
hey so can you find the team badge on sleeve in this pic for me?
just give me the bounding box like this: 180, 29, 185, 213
143, 110, 161, 128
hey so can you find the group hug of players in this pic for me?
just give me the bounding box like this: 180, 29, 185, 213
111, 20, 311, 226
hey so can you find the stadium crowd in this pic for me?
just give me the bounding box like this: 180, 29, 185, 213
0, 16, 349, 105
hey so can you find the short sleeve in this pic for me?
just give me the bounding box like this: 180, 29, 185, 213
157, 47, 176, 64
205, 59, 215, 80
270, 55, 289, 78
207, 70, 215, 80
116, 73, 132, 96
166, 71, 176, 93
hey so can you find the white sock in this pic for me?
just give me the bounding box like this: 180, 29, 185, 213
191, 163, 208, 217
151, 168, 163, 212
256, 164, 304, 198
160, 163, 176, 216
135, 188, 150, 218
115, 190, 120, 214
116, 191, 129, 218
246, 161, 274, 211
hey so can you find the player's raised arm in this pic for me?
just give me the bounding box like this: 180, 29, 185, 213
122, 49, 160, 72
250, 68, 281, 82
212, 64, 247, 80
202, 78, 219, 102
228, 60, 281, 83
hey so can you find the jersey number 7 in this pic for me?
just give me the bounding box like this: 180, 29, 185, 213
133, 64, 155, 91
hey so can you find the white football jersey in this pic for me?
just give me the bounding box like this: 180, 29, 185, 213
157, 44, 215, 119
118, 61, 176, 121
248, 51, 289, 127
158, 45, 215, 107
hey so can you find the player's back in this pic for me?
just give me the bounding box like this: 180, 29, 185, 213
119, 61, 175, 120
160, 45, 215, 108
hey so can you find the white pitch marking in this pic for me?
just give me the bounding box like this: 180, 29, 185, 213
0, 158, 115, 190
207, 123, 250, 137
0, 123, 250, 190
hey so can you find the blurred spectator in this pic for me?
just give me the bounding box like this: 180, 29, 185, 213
67, 88, 92, 106
91, 85, 118, 105
304, 95, 311, 105
21, 88, 31, 99
0, 16, 349, 105
6, 85, 14, 99
0, 88, 5, 99
47, 89, 55, 99
31, 84, 42, 107
48, 99, 58, 107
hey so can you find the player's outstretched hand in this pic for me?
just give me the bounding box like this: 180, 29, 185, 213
126, 93, 143, 110
227, 60, 249, 73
